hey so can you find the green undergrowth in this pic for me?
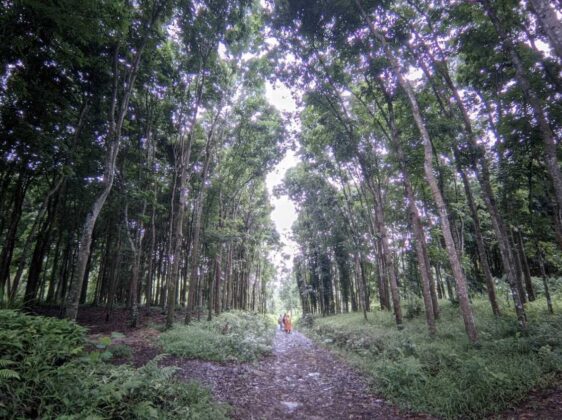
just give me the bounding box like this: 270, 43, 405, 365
0, 310, 226, 419
299, 297, 562, 419
160, 310, 275, 362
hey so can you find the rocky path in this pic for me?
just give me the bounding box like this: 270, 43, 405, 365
169, 330, 430, 419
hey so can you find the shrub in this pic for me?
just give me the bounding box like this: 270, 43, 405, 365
298, 313, 314, 328
160, 310, 275, 362
108, 343, 133, 360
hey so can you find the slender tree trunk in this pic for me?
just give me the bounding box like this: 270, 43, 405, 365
385, 93, 438, 329
214, 248, 222, 315
355, 254, 368, 320
354, 2, 478, 343
416, 26, 529, 328
537, 245, 554, 314
145, 197, 157, 309
167, 98, 202, 327
186, 114, 218, 324
373, 40, 477, 342
516, 229, 535, 301
65, 6, 164, 320
510, 228, 528, 304
79, 246, 94, 304
361, 165, 403, 326
104, 232, 122, 323
0, 175, 28, 303
457, 160, 501, 316
125, 201, 146, 328
46, 229, 63, 303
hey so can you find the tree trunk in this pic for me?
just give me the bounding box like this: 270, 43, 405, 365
185, 114, 217, 324
516, 229, 535, 301
385, 91, 438, 330
46, 229, 63, 303
361, 164, 403, 327
510, 228, 528, 304
65, 7, 163, 320
145, 196, 157, 309
214, 248, 222, 315
419, 31, 528, 329
0, 175, 28, 303
167, 69, 206, 328
355, 2, 478, 343
125, 201, 146, 328
456, 159, 501, 316
537, 245, 554, 314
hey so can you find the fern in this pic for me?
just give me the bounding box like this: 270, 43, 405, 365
0, 359, 20, 381
0, 359, 15, 368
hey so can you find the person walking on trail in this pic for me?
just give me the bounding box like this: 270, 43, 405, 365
283, 313, 293, 334
278, 314, 283, 331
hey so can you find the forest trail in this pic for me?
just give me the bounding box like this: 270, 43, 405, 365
168, 329, 429, 419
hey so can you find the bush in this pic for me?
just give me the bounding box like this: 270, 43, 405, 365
0, 310, 226, 419
300, 298, 562, 418
298, 313, 314, 328
108, 343, 133, 360
160, 310, 275, 362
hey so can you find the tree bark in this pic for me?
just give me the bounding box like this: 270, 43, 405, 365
516, 229, 535, 301
457, 163, 501, 316
125, 200, 146, 328
0, 174, 29, 303
186, 110, 219, 324
384, 90, 439, 330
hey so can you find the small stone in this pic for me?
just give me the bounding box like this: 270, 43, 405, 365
281, 401, 301, 413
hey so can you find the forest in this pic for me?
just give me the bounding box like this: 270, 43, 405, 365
1, 0, 561, 419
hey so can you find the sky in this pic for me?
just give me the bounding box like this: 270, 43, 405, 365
264, 80, 300, 268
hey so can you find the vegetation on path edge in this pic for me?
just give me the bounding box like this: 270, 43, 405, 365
160, 311, 276, 362
299, 297, 562, 419
0, 310, 227, 419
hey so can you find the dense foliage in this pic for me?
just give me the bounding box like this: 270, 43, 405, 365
0, 310, 226, 419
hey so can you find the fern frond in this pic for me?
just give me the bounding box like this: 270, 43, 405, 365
0, 369, 20, 380
0, 359, 15, 368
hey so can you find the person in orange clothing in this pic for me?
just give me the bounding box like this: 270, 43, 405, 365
283, 313, 292, 334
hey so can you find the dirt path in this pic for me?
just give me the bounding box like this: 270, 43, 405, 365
168, 330, 430, 419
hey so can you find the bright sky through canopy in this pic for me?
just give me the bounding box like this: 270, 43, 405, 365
265, 80, 299, 265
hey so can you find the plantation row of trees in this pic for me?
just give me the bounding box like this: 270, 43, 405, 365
271, 0, 561, 344
0, 0, 286, 327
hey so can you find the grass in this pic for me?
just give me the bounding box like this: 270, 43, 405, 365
299, 293, 562, 419
160, 310, 276, 362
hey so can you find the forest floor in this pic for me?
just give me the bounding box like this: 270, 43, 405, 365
34, 306, 562, 419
